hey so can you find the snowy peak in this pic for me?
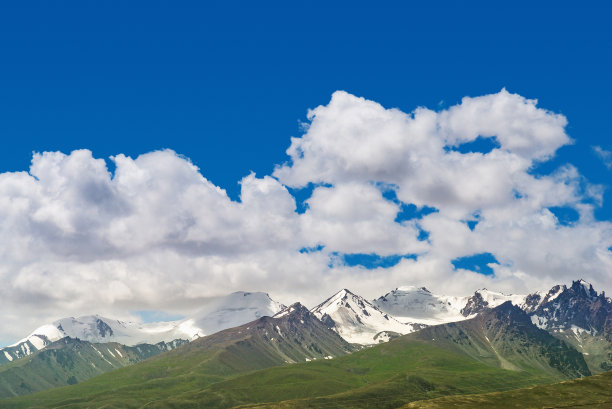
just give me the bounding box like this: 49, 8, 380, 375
312, 289, 368, 317
187, 291, 285, 337
373, 286, 469, 325
312, 289, 415, 345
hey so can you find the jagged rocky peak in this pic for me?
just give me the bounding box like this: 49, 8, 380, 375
461, 291, 488, 316
570, 279, 599, 299
273, 302, 311, 319
527, 279, 612, 337
272, 303, 321, 327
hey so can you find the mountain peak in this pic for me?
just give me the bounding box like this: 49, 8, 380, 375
312, 289, 363, 314
570, 279, 597, 298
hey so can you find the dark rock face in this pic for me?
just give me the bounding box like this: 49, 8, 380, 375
528, 280, 612, 340
319, 313, 336, 329
461, 292, 489, 317
95, 319, 114, 338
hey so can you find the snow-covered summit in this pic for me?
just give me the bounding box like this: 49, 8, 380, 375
372, 286, 470, 325
311, 289, 417, 345
185, 291, 285, 336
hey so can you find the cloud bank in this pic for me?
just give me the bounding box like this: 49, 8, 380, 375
1, 90, 611, 343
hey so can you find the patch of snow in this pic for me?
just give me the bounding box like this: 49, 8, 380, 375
530, 314, 548, 329
274, 306, 295, 318
475, 289, 527, 309
91, 345, 104, 357
114, 348, 123, 358
3, 351, 13, 361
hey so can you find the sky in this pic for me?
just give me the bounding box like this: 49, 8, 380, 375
0, 1, 611, 345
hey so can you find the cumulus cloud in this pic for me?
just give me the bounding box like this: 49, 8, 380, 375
1, 89, 611, 344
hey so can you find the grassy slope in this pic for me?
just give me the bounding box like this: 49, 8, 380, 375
402, 370, 612, 409
4, 335, 561, 409
553, 331, 612, 375
0, 338, 174, 398
207, 338, 562, 409
404, 303, 590, 379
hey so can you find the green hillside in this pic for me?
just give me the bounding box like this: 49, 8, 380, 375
553, 331, 612, 375
405, 301, 590, 378
2, 333, 561, 408
402, 369, 612, 408
179, 337, 560, 409
0, 337, 181, 398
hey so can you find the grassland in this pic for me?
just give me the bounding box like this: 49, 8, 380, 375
402, 369, 612, 408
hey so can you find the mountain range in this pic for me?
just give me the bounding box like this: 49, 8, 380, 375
0, 279, 610, 405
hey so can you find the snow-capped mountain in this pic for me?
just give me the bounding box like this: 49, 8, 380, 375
1, 291, 284, 362
311, 289, 419, 345
372, 286, 471, 325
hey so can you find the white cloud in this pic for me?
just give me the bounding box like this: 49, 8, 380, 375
593, 145, 612, 169
1, 90, 611, 344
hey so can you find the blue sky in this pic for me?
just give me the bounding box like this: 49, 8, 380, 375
0, 1, 611, 340
1, 1, 611, 216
